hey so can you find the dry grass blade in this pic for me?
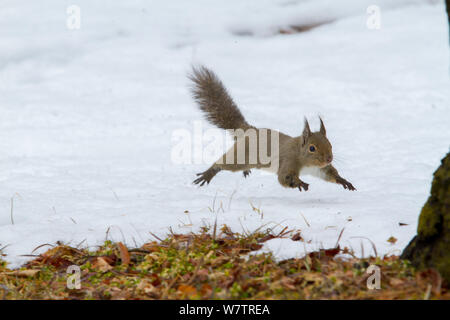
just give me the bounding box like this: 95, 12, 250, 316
149, 232, 164, 242
350, 236, 378, 257
334, 227, 345, 248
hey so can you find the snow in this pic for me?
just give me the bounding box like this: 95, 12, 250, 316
0, 0, 449, 268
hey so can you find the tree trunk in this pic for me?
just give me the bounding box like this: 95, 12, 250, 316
447, 0, 450, 43
401, 152, 450, 283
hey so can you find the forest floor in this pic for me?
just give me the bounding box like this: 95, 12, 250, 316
1, 226, 448, 300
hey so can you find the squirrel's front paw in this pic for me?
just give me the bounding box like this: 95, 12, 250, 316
336, 177, 356, 191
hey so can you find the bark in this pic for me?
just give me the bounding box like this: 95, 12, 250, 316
401, 152, 450, 283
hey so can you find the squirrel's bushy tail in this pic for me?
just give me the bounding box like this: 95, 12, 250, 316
189, 66, 251, 131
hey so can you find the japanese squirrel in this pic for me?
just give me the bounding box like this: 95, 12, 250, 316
189, 66, 355, 192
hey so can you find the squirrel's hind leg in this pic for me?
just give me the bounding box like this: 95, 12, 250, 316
193, 166, 221, 186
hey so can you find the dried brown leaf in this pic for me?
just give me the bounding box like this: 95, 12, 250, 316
177, 284, 197, 298
92, 257, 113, 272
117, 242, 130, 266
387, 236, 397, 244
3, 269, 40, 277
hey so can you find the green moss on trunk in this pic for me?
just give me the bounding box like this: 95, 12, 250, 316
401, 152, 450, 283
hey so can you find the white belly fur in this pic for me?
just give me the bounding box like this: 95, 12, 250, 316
299, 166, 325, 179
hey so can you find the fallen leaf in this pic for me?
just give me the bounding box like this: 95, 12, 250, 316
92, 257, 113, 272
387, 236, 397, 244
196, 268, 209, 282
389, 278, 404, 287
258, 234, 276, 242
141, 241, 161, 252
302, 273, 324, 285
280, 277, 296, 290
200, 283, 213, 297
324, 247, 340, 257
3, 269, 40, 277
117, 242, 130, 266
177, 284, 197, 298
416, 269, 442, 296
291, 232, 303, 242
109, 287, 132, 300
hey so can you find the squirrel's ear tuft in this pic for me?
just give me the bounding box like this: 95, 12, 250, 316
302, 118, 311, 145
303, 118, 311, 136
319, 116, 326, 136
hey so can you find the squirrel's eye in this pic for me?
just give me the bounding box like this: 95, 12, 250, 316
309, 145, 316, 152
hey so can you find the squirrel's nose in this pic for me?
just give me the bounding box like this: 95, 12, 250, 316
327, 156, 333, 163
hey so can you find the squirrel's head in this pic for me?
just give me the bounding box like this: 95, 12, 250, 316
299, 117, 333, 168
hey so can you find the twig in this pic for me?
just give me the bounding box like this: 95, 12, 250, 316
334, 227, 345, 248
31, 243, 54, 254
149, 231, 164, 242
227, 189, 237, 211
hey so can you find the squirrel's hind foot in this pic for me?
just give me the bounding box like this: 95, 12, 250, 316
298, 181, 309, 192
283, 174, 309, 192
243, 170, 251, 178
193, 167, 221, 186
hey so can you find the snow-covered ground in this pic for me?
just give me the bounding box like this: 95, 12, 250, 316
0, 0, 449, 268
